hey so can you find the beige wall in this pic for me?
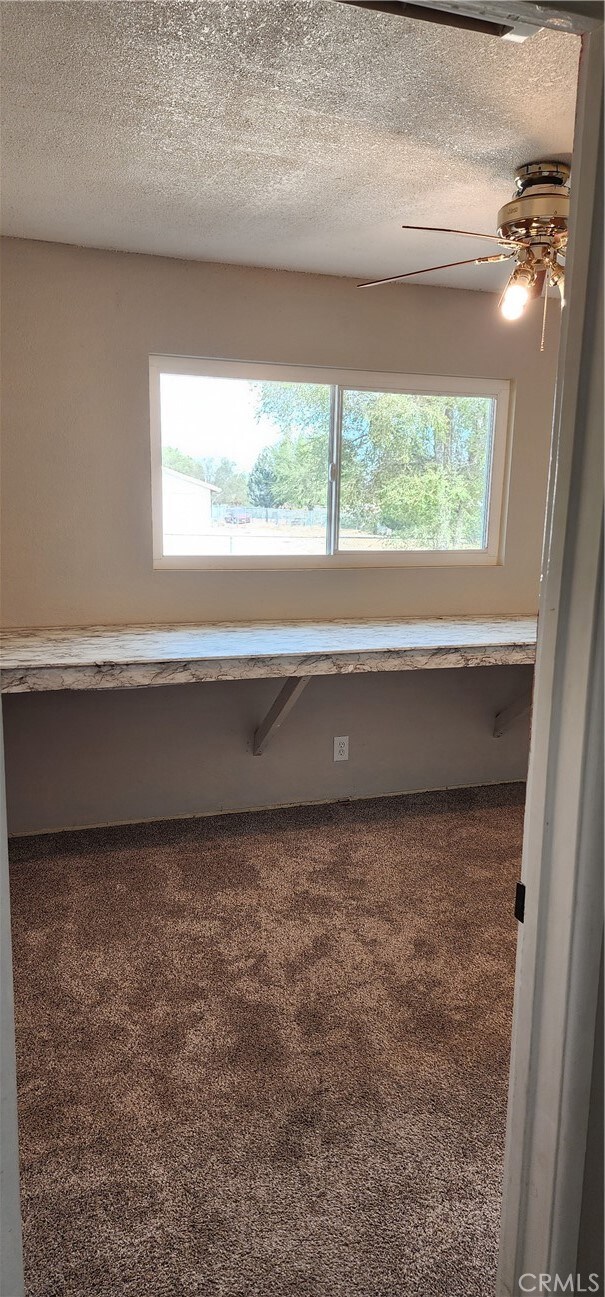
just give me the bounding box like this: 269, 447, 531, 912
0, 237, 558, 627
0, 237, 556, 832
3, 666, 532, 835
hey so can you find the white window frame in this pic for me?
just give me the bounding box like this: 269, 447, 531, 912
149, 354, 511, 571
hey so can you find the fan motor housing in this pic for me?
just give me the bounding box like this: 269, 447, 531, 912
497, 160, 570, 244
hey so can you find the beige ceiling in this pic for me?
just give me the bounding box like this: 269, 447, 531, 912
0, 1, 579, 291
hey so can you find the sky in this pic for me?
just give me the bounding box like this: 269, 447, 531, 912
160, 374, 283, 471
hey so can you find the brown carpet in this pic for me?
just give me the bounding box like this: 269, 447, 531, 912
10, 784, 524, 1297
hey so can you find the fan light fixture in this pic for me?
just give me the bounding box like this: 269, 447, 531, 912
358, 160, 570, 351
500, 266, 534, 320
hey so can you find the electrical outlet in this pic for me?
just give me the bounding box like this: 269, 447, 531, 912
334, 735, 349, 762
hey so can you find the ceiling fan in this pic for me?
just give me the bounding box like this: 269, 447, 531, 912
358, 160, 570, 349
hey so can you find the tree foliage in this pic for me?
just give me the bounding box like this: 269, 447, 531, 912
164, 380, 492, 548
339, 390, 490, 547
248, 446, 277, 511
250, 383, 329, 511
249, 383, 490, 547
162, 446, 249, 505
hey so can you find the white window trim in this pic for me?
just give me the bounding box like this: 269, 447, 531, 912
149, 354, 511, 571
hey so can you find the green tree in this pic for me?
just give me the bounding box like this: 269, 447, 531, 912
249, 382, 491, 548
248, 446, 278, 518
162, 445, 205, 479
362, 394, 490, 547
198, 457, 249, 505
162, 448, 249, 505
251, 382, 329, 510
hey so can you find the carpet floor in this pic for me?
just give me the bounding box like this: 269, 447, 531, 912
10, 783, 524, 1297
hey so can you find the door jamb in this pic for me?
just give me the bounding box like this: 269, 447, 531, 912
497, 24, 604, 1295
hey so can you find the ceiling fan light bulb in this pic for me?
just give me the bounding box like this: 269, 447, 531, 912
500, 281, 530, 320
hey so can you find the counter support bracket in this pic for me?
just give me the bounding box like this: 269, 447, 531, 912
493, 687, 533, 739
253, 676, 310, 755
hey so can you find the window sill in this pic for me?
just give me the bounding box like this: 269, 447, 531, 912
153, 550, 504, 572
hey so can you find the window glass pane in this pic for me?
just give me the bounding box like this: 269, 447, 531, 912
159, 374, 330, 556
338, 389, 495, 552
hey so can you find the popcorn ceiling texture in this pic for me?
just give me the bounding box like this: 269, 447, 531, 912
1, 0, 578, 289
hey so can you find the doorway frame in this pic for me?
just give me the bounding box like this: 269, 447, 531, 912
496, 21, 604, 1296
1, 9, 603, 1297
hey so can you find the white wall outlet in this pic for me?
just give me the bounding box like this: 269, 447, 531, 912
334, 735, 349, 762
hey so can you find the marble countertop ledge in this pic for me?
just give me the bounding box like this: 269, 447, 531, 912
0, 616, 537, 693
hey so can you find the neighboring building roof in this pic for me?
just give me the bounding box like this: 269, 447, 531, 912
162, 466, 220, 492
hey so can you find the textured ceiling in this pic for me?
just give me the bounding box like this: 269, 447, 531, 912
0, 1, 579, 290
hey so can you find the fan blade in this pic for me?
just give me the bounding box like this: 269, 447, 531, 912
401, 223, 522, 246
358, 253, 513, 289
